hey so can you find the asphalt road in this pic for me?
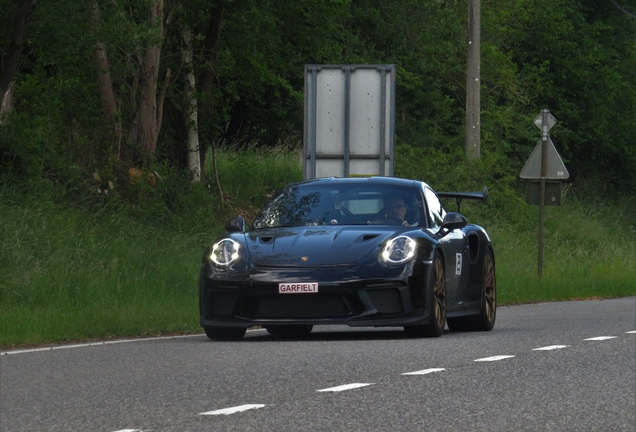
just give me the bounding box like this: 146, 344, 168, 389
1, 297, 635, 432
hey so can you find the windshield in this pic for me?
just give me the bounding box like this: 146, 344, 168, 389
252, 183, 423, 229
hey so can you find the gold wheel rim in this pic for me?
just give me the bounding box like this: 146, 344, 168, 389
433, 257, 446, 328
483, 253, 496, 322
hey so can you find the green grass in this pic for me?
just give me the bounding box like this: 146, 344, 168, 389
490, 225, 636, 305
457, 186, 636, 304
0, 194, 202, 346
213, 142, 303, 207
1, 146, 634, 348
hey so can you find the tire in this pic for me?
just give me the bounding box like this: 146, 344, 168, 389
404, 252, 446, 338
447, 248, 496, 332
204, 326, 246, 341
265, 325, 313, 337
476, 248, 497, 331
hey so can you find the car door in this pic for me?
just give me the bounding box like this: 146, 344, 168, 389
422, 186, 467, 310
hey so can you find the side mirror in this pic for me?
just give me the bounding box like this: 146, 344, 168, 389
225, 216, 246, 232
438, 212, 467, 235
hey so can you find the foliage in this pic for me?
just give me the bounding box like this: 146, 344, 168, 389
504, 0, 636, 193
210, 141, 303, 209
1, 0, 634, 195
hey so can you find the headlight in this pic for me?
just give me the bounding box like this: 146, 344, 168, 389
210, 238, 240, 266
380, 236, 417, 265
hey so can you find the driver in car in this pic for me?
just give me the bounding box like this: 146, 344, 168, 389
385, 196, 410, 226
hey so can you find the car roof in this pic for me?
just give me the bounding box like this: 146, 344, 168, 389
288, 176, 431, 190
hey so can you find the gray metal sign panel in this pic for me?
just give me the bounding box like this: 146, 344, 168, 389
526, 181, 562, 206
304, 65, 395, 179
534, 112, 557, 131
519, 137, 570, 179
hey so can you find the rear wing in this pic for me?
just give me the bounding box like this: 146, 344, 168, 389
437, 186, 488, 213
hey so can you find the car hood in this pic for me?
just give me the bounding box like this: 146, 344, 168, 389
243, 226, 401, 267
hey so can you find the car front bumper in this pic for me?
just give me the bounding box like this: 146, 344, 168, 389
199, 260, 433, 329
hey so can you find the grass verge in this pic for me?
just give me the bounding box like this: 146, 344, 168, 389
1, 146, 634, 348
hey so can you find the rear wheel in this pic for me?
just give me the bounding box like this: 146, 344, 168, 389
447, 248, 496, 332
204, 326, 246, 341
476, 249, 497, 330
404, 252, 446, 338
265, 325, 313, 337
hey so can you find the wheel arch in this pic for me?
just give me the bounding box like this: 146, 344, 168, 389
465, 227, 494, 277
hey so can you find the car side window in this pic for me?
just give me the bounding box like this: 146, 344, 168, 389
424, 187, 446, 228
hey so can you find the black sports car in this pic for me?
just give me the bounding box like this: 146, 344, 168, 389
199, 176, 496, 340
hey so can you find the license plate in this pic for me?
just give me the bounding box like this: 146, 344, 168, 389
278, 282, 319, 294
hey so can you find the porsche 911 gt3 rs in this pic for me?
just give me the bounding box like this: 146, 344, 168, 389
199, 176, 496, 340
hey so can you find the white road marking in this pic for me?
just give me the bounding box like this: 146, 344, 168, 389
626, 331, 636, 334
317, 383, 374, 392
533, 345, 569, 351
402, 368, 446, 375
112, 429, 144, 432
1, 334, 203, 355
200, 404, 266, 416
474, 355, 515, 362
2, 329, 270, 356
584, 336, 617, 341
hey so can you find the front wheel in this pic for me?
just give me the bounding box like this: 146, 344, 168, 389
204, 326, 246, 341
404, 252, 446, 338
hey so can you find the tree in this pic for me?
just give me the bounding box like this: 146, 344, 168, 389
0, 0, 36, 112
136, 0, 169, 156
88, 0, 174, 164
1, 0, 634, 196
508, 0, 636, 192
181, 29, 201, 182
196, 1, 225, 177
91, 0, 120, 144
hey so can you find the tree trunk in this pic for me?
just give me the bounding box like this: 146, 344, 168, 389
0, 81, 16, 125
182, 29, 201, 182
94, 42, 119, 125
91, 1, 121, 145
198, 3, 226, 175
210, 139, 224, 202
137, 0, 165, 156
0, 0, 37, 99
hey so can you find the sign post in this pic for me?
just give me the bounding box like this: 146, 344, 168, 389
538, 111, 549, 277
520, 110, 569, 277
